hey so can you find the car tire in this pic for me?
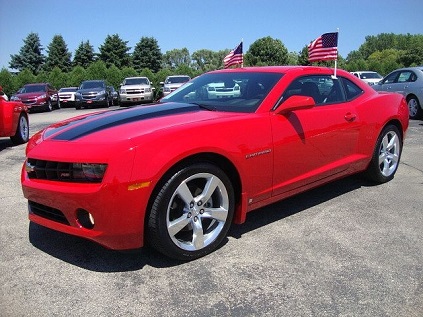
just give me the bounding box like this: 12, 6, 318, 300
147, 163, 235, 261
10, 114, 29, 145
407, 96, 422, 119
364, 124, 402, 184
46, 100, 53, 112
56, 99, 61, 109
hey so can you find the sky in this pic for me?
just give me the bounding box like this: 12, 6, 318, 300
1, 0, 422, 71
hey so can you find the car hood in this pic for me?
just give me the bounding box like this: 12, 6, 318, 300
36, 102, 241, 144
77, 88, 105, 93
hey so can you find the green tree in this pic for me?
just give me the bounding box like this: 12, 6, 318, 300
191, 49, 227, 72
48, 67, 68, 89
297, 46, 310, 66
162, 48, 191, 69
9, 32, 45, 74
68, 66, 87, 87
106, 65, 122, 89
120, 67, 138, 80
13, 69, 36, 90
132, 37, 162, 73
367, 49, 403, 75
0, 68, 15, 96
86, 60, 108, 80
98, 34, 131, 68
73, 41, 96, 68
44, 35, 72, 72
245, 36, 288, 66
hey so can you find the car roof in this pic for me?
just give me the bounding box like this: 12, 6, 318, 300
207, 65, 350, 76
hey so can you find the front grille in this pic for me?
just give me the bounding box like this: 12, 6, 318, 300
29, 201, 70, 225
127, 89, 144, 94
26, 159, 103, 183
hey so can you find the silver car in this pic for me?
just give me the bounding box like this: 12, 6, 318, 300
373, 66, 423, 119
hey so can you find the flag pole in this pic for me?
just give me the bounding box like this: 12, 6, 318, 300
241, 38, 244, 68
333, 28, 339, 78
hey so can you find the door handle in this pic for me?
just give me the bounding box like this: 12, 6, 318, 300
344, 112, 356, 122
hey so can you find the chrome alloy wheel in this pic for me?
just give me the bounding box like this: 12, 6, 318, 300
408, 98, 418, 118
166, 172, 229, 251
19, 115, 29, 141
378, 130, 400, 177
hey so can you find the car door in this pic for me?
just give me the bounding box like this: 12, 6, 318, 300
377, 71, 400, 93
271, 75, 361, 197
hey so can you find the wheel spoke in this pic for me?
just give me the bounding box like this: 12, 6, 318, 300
202, 207, 228, 222
176, 181, 194, 205
192, 219, 204, 250
198, 175, 220, 203
168, 214, 191, 237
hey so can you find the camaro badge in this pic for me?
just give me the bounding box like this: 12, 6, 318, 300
245, 149, 271, 159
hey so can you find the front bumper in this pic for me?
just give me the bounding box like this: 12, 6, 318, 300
119, 92, 154, 104
21, 166, 150, 250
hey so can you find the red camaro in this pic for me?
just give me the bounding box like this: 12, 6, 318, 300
21, 66, 409, 260
0, 97, 29, 145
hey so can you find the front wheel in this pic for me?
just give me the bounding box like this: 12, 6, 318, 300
10, 114, 29, 145
147, 163, 235, 261
364, 124, 402, 183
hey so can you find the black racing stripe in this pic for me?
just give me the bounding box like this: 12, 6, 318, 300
53, 103, 201, 141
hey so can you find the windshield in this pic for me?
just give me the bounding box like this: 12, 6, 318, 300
22, 85, 46, 93
361, 72, 382, 79
80, 81, 105, 89
160, 72, 282, 113
124, 78, 149, 85
165, 76, 190, 84
59, 87, 77, 92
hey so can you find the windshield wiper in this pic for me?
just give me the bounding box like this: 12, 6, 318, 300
189, 102, 216, 111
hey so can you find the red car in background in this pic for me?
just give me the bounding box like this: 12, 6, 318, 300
21, 66, 409, 260
11, 83, 59, 112
0, 97, 29, 145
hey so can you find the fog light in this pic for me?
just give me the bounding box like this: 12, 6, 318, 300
77, 209, 95, 229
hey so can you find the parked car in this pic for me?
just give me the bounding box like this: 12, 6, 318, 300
58, 87, 78, 107
206, 81, 241, 99
0, 97, 29, 145
21, 66, 408, 261
75, 80, 112, 109
350, 71, 383, 86
108, 86, 119, 106
119, 77, 154, 106
373, 66, 423, 119
11, 83, 59, 112
160, 75, 191, 97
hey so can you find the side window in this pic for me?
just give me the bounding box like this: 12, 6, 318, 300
397, 71, 412, 83
383, 71, 398, 84
340, 77, 364, 101
282, 75, 345, 106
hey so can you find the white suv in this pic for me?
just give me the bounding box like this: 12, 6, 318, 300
161, 75, 191, 97
119, 77, 154, 106
350, 71, 383, 86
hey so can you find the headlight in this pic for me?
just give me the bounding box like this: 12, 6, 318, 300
11, 96, 20, 101
164, 87, 171, 92
73, 163, 107, 182
120, 89, 126, 94
145, 88, 152, 93
98, 90, 106, 95
36, 94, 47, 99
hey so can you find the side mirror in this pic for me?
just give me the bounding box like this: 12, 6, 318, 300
160, 82, 164, 86
276, 95, 315, 114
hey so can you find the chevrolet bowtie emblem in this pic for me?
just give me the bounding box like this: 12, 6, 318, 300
25, 161, 35, 173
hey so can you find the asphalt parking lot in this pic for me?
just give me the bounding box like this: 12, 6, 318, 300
1, 107, 422, 317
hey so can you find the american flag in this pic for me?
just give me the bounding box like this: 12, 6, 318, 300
224, 42, 243, 68
308, 32, 338, 62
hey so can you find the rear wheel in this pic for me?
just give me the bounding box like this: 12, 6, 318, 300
147, 163, 234, 260
407, 96, 422, 119
10, 114, 29, 145
46, 100, 53, 112
364, 125, 402, 183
